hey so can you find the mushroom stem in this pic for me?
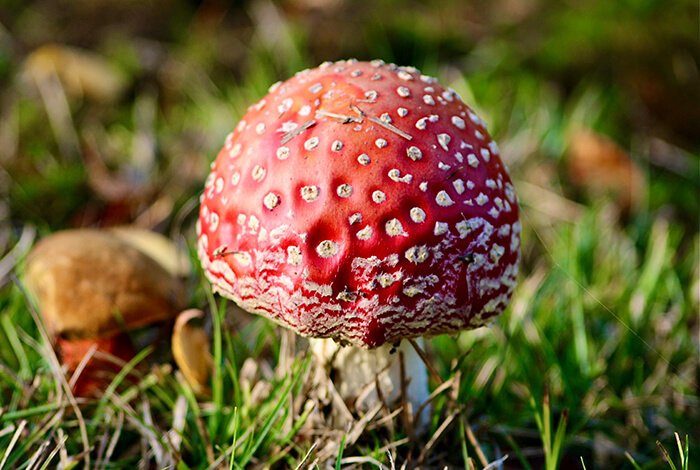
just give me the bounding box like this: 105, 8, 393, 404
309, 337, 430, 430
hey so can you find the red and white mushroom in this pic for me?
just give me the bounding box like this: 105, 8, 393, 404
197, 59, 520, 424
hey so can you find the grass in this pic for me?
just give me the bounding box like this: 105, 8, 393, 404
0, 0, 698, 468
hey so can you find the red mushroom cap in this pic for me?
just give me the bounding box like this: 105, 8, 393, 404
198, 60, 520, 348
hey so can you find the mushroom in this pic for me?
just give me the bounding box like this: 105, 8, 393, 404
197, 60, 520, 426
24, 228, 188, 395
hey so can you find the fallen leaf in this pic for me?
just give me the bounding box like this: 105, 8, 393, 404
567, 128, 646, 214
23, 44, 128, 103
172, 309, 212, 395
23, 228, 187, 395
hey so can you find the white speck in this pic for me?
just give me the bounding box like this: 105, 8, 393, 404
424, 86, 435, 93
299, 105, 311, 116
419, 182, 428, 191
416, 117, 428, 130
375, 138, 388, 148
351, 69, 362, 77
268, 81, 282, 93
475, 130, 484, 140
365, 90, 378, 101
498, 223, 511, 236
332, 140, 344, 151
397, 70, 414, 81
489, 141, 500, 155
467, 180, 475, 190
233, 252, 252, 266
461, 141, 473, 149
309, 83, 323, 93
429, 115, 439, 122
406, 146, 422, 161
348, 213, 362, 224
397, 107, 408, 117
453, 179, 465, 194
438, 161, 451, 171
403, 286, 423, 297
278, 98, 293, 114
301, 186, 320, 202
436, 190, 454, 207
316, 240, 340, 258
405, 245, 429, 263
279, 121, 297, 133
476, 193, 489, 205
481, 148, 491, 162
337, 290, 357, 302
263, 192, 280, 210
456, 220, 471, 238
443, 90, 455, 102
467, 153, 479, 167
357, 226, 373, 240
434, 222, 449, 236
377, 273, 395, 288
385, 218, 406, 236
215, 177, 224, 193
371, 73, 382, 80
388, 169, 413, 183
423, 95, 435, 105
489, 207, 500, 218
255, 123, 265, 134
276, 146, 290, 159
380, 113, 392, 123
372, 191, 386, 203
287, 246, 302, 266
248, 215, 259, 232
397, 86, 411, 98
467, 109, 485, 127
305, 137, 320, 150
505, 184, 516, 203
237, 214, 246, 225
410, 207, 426, 223
337, 184, 353, 197
451, 116, 466, 129
437, 133, 451, 151
358, 154, 371, 165
455, 152, 464, 163
236, 120, 246, 132
490, 245, 505, 264
209, 212, 219, 231
252, 166, 266, 182
486, 179, 497, 189
229, 143, 242, 159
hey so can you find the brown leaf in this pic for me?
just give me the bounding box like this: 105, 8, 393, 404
23, 44, 128, 103
172, 309, 212, 395
24, 229, 186, 340
567, 128, 646, 214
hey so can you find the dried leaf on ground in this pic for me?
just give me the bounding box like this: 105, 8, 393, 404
172, 309, 212, 395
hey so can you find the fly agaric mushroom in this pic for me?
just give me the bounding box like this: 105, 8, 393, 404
24, 228, 188, 395
198, 60, 520, 424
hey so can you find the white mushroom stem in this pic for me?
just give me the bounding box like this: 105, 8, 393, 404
309, 337, 430, 430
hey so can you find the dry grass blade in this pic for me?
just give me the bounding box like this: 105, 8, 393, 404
68, 342, 98, 390
408, 338, 489, 467
483, 454, 509, 470
418, 410, 458, 461
0, 420, 27, 470
12, 275, 91, 470
340, 456, 391, 469
168, 395, 188, 453
294, 442, 318, 470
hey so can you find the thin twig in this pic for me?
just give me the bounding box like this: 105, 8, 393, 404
281, 119, 316, 144
368, 116, 413, 140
